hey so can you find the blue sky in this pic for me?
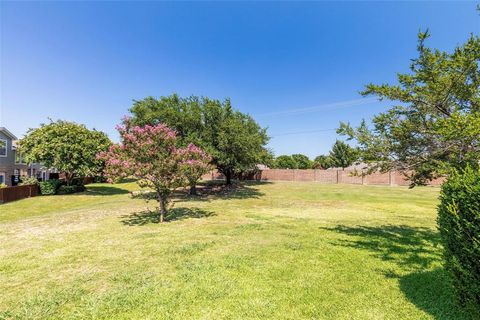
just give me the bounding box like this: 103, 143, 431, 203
1, 1, 478, 158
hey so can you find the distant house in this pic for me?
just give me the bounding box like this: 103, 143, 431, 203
0, 127, 54, 186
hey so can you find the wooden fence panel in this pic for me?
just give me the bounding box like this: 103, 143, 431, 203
0, 185, 39, 204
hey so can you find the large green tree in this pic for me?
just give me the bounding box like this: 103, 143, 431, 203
129, 94, 204, 147
328, 140, 358, 170
19, 120, 111, 185
274, 155, 298, 169
338, 32, 480, 185
129, 95, 270, 184
291, 154, 312, 169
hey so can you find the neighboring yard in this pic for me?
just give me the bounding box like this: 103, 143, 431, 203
0, 182, 470, 319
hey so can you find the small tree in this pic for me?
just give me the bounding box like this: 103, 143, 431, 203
99, 119, 210, 222
19, 120, 111, 185
313, 155, 333, 169
177, 144, 212, 195
274, 155, 298, 169
291, 154, 312, 169
329, 140, 358, 170
338, 32, 480, 185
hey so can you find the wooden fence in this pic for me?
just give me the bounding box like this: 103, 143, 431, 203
0, 184, 39, 204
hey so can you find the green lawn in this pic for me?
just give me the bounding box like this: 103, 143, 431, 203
0, 181, 470, 319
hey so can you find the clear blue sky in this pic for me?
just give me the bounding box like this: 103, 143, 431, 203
1, 1, 478, 158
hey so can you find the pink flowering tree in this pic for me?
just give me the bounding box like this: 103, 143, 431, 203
177, 144, 212, 195
98, 118, 210, 222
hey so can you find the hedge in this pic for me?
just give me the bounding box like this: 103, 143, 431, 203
437, 167, 480, 316
39, 180, 62, 195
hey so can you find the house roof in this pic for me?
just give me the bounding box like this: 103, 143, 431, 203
0, 127, 18, 140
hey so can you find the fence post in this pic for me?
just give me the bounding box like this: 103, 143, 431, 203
336, 170, 339, 184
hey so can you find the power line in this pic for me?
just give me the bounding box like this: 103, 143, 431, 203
256, 97, 378, 117
270, 128, 337, 137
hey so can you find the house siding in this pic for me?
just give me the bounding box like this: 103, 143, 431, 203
0, 131, 27, 186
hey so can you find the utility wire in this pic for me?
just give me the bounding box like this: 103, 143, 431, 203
256, 97, 378, 117
270, 128, 337, 138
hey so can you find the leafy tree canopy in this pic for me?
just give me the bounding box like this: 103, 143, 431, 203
313, 155, 334, 169
338, 32, 480, 185
19, 120, 111, 184
291, 154, 312, 169
99, 121, 210, 222
328, 140, 359, 169
129, 94, 270, 184
274, 155, 298, 169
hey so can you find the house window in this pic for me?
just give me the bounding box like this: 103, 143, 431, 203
0, 139, 6, 157
15, 151, 25, 164
0, 172, 5, 184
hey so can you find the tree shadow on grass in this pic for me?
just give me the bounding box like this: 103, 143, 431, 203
167, 207, 216, 221
400, 268, 471, 320
321, 225, 442, 270
120, 207, 215, 226
174, 181, 268, 203
86, 186, 130, 196
321, 224, 470, 319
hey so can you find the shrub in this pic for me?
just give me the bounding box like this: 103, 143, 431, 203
437, 167, 480, 316
0, 183, 7, 189
39, 180, 62, 195
56, 185, 85, 195
57, 185, 78, 195
18, 176, 38, 186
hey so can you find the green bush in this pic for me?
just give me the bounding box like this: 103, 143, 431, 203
438, 167, 480, 316
18, 176, 38, 186
57, 185, 85, 195
39, 180, 62, 195
57, 185, 77, 194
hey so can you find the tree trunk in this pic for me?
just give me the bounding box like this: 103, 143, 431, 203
189, 184, 197, 196
158, 195, 167, 223
225, 171, 232, 185
65, 172, 74, 186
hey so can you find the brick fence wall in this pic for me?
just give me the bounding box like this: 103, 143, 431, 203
204, 169, 444, 186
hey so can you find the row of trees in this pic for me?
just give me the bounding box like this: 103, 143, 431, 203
18, 96, 271, 221
20, 97, 270, 188
273, 140, 359, 170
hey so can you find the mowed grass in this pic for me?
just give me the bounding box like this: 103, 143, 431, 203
0, 181, 470, 319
